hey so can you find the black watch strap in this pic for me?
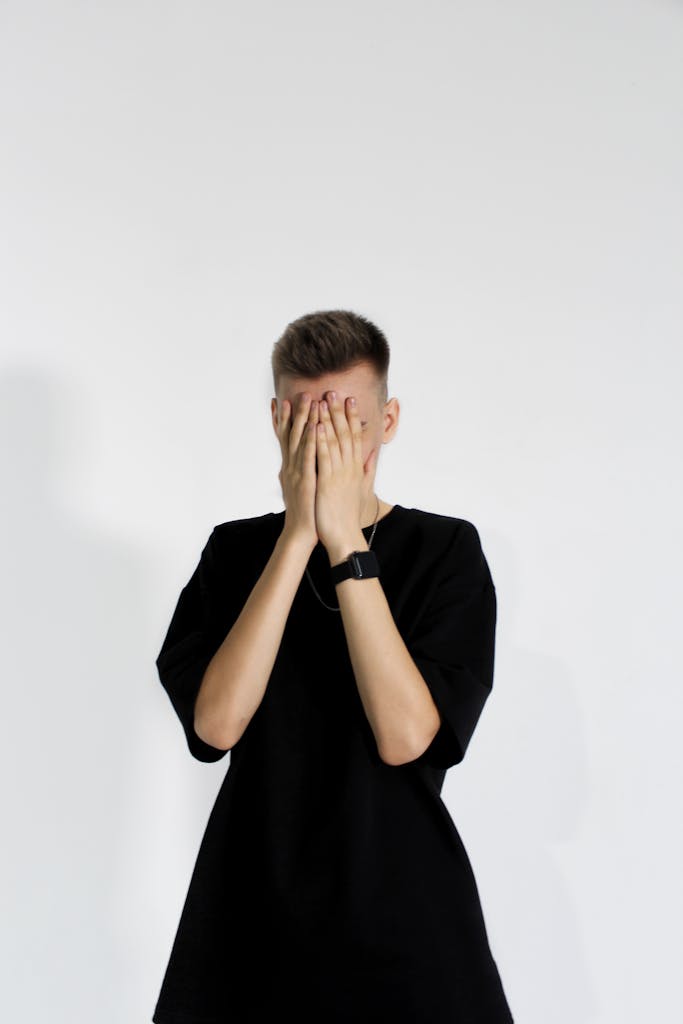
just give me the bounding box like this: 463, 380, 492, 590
331, 549, 380, 586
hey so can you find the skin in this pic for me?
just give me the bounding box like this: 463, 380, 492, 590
270, 360, 400, 547
194, 360, 441, 764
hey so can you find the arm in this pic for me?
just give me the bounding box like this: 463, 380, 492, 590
327, 519, 496, 769
327, 531, 441, 766
194, 527, 314, 751
158, 392, 321, 761
312, 391, 495, 769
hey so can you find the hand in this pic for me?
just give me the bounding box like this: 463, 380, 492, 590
277, 392, 320, 549
314, 390, 379, 551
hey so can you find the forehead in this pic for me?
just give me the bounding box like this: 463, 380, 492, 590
279, 363, 376, 403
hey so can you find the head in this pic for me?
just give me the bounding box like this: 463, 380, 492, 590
270, 310, 399, 476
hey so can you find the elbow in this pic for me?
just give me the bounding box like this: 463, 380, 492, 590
378, 713, 442, 767
194, 669, 237, 751
379, 749, 415, 767
378, 728, 439, 767
194, 705, 237, 753
194, 715, 232, 753
379, 742, 427, 767
194, 700, 253, 752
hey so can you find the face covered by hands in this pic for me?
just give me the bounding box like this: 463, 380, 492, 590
313, 389, 379, 552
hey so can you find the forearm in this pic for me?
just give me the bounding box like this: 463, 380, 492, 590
327, 533, 441, 766
195, 528, 313, 750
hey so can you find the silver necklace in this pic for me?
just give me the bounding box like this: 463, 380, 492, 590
305, 496, 381, 612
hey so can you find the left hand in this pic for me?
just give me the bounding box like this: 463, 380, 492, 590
315, 390, 379, 551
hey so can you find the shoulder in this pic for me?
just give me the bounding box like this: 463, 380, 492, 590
212, 510, 278, 540
405, 507, 491, 584
407, 506, 484, 550
207, 511, 281, 568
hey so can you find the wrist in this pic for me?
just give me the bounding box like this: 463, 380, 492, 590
326, 531, 368, 566
277, 526, 317, 561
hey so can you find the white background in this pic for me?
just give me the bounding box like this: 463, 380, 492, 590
1, 2, 681, 1022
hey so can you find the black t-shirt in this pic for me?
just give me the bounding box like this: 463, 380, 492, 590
152, 504, 514, 1024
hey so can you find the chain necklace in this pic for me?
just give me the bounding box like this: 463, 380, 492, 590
305, 496, 381, 612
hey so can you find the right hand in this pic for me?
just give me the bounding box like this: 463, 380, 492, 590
277, 392, 319, 548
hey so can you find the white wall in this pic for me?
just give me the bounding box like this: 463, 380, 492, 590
1, 2, 681, 1021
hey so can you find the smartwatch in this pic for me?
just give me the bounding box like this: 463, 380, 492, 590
331, 549, 380, 586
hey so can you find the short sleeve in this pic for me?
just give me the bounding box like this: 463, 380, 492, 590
406, 520, 497, 770
155, 527, 230, 763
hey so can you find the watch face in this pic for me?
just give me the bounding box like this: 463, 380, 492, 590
349, 551, 379, 577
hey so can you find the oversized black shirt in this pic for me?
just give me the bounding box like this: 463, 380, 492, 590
152, 504, 514, 1023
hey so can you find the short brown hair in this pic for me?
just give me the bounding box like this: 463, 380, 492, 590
271, 309, 390, 407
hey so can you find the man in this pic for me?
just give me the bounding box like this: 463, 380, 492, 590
152, 309, 514, 1023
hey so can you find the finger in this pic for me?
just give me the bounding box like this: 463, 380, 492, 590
315, 419, 331, 477
324, 390, 352, 462
344, 395, 363, 464
305, 416, 318, 478
296, 400, 318, 471
318, 397, 341, 471
364, 445, 378, 476
276, 398, 292, 453
288, 392, 312, 458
